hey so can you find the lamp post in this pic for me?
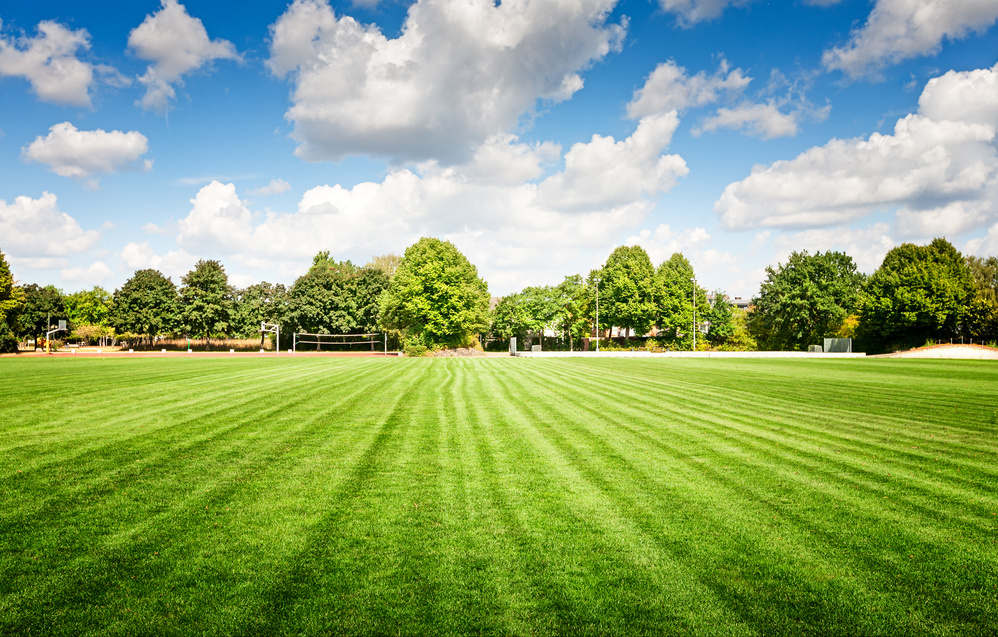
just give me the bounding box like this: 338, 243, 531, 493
594, 276, 601, 353
691, 276, 696, 352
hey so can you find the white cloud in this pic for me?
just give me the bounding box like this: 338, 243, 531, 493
248, 178, 292, 196
823, 0, 998, 79
695, 102, 800, 139
22, 122, 151, 180
267, 0, 625, 163
625, 223, 711, 264
60, 260, 113, 284
128, 0, 240, 113
715, 63, 998, 235
627, 59, 750, 118
771, 224, 896, 273
166, 120, 686, 293
966, 223, 998, 256
537, 112, 688, 211
657, 0, 752, 26
120, 241, 197, 280
0, 192, 100, 258
0, 19, 94, 106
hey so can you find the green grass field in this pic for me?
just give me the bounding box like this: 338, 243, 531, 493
1, 356, 996, 636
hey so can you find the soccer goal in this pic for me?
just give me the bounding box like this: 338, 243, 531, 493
292, 332, 387, 354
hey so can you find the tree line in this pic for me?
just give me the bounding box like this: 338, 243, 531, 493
1, 236, 995, 355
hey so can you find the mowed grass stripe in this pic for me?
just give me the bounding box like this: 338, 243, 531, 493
508, 358, 998, 632
1, 357, 996, 636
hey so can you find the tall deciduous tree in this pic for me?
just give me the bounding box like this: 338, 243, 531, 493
750, 250, 864, 351
655, 253, 707, 349
16, 284, 65, 343
965, 255, 998, 343
233, 282, 289, 342
288, 256, 388, 336
113, 269, 179, 344
65, 287, 113, 327
858, 239, 975, 351
600, 245, 657, 338
0, 248, 24, 353
703, 291, 736, 347
379, 237, 490, 349
180, 260, 235, 345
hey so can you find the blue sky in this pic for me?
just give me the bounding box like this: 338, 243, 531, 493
1, 0, 997, 297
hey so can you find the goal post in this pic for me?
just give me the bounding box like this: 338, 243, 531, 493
292, 332, 387, 355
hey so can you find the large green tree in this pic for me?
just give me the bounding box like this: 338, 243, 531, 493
379, 237, 490, 349
16, 284, 66, 343
65, 286, 113, 327
0, 248, 24, 352
965, 255, 998, 343
858, 239, 975, 351
179, 260, 235, 344
749, 250, 864, 351
599, 245, 657, 338
113, 269, 179, 344
288, 255, 388, 337
654, 253, 707, 349
233, 282, 289, 342
703, 291, 737, 347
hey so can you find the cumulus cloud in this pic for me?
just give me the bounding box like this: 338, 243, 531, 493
771, 224, 896, 273
167, 120, 686, 293
60, 260, 114, 284
128, 0, 240, 113
695, 102, 800, 138
627, 59, 750, 118
0, 19, 95, 106
657, 0, 752, 26
267, 0, 625, 163
22, 122, 151, 180
823, 0, 998, 79
248, 178, 291, 196
120, 241, 197, 279
0, 192, 100, 258
628, 59, 823, 140
715, 63, 998, 235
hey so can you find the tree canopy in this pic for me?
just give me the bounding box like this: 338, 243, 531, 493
16, 284, 66, 341
288, 256, 388, 336
380, 237, 490, 349
180, 260, 235, 343
65, 286, 113, 328
747, 250, 863, 351
113, 269, 179, 342
655, 253, 707, 349
858, 239, 975, 351
599, 245, 657, 338
965, 255, 998, 343
232, 282, 288, 340
0, 248, 24, 352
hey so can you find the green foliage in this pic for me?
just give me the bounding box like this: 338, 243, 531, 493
379, 237, 490, 348
600, 245, 657, 338
0, 248, 24, 352
64, 287, 113, 328
288, 255, 388, 337
719, 308, 758, 351
654, 253, 707, 350
364, 253, 402, 279
749, 250, 864, 351
702, 291, 736, 346
857, 239, 975, 352
16, 284, 65, 340
112, 269, 179, 342
965, 255, 998, 342
179, 260, 235, 343
232, 282, 289, 340
490, 293, 529, 343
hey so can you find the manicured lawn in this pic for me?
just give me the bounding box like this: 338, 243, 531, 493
1, 356, 996, 636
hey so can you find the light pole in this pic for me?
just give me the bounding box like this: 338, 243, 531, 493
594, 276, 601, 353
691, 276, 696, 352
